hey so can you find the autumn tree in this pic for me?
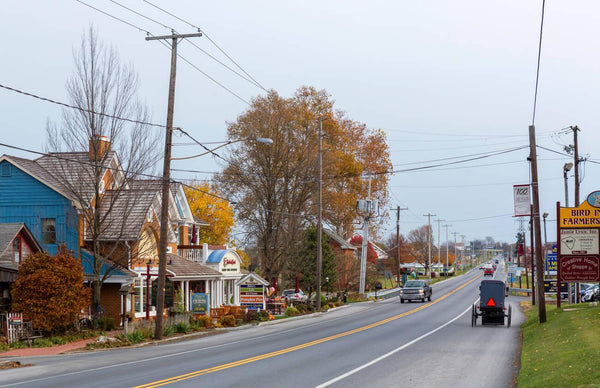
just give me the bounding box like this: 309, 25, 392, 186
11, 246, 91, 334
44, 27, 160, 313
216, 86, 391, 284
407, 225, 433, 275
184, 181, 235, 245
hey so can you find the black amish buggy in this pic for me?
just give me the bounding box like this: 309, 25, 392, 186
471, 279, 511, 327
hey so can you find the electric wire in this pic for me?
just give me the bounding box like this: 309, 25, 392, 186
109, 0, 171, 30
75, 0, 252, 105
0, 83, 165, 128
141, 0, 267, 91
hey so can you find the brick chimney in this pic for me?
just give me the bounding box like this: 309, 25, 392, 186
89, 134, 111, 160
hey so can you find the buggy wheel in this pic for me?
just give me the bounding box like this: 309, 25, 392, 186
471, 304, 477, 327
507, 305, 512, 328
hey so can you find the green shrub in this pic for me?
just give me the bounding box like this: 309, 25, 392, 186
218, 315, 236, 327
163, 324, 175, 337
51, 336, 68, 345
175, 322, 191, 333
95, 316, 115, 331
286, 307, 300, 317
33, 338, 54, 348
296, 304, 307, 313
127, 331, 146, 344
10, 341, 27, 349
192, 314, 213, 329
0, 343, 9, 352
257, 311, 270, 321
244, 310, 258, 322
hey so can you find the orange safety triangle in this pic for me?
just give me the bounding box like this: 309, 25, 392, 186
486, 298, 496, 307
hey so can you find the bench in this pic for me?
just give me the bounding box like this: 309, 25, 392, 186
17, 322, 44, 345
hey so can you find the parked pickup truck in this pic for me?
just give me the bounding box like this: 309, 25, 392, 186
399, 280, 432, 303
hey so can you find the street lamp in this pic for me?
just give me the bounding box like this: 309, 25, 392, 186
563, 162, 573, 207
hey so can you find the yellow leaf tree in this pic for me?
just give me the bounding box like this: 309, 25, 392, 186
184, 181, 235, 246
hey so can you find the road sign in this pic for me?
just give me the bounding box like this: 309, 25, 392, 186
546, 252, 557, 273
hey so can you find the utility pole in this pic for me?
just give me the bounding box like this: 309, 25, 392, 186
452, 232, 460, 270
529, 125, 547, 323
392, 206, 408, 286
444, 225, 451, 273
571, 125, 581, 206
146, 31, 203, 340
435, 218, 445, 276
316, 118, 323, 310
423, 213, 436, 281
358, 176, 375, 296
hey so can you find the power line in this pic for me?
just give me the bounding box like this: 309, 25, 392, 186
76, 0, 252, 105
109, 0, 171, 30
0, 83, 165, 128
75, 0, 150, 34
393, 145, 528, 167
142, 0, 267, 91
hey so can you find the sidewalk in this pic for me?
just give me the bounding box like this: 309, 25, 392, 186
1, 337, 94, 358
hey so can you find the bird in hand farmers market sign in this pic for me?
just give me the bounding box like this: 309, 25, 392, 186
557, 191, 600, 283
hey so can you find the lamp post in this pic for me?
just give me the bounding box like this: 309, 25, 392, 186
563, 162, 573, 207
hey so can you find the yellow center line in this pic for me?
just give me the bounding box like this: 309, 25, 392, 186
133, 275, 481, 388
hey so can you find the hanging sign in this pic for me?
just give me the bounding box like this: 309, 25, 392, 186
513, 184, 531, 217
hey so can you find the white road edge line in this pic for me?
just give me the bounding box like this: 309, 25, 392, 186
315, 301, 477, 388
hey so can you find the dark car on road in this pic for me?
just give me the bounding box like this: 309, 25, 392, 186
400, 280, 432, 303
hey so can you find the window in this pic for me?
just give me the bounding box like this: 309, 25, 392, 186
99, 180, 105, 194
1, 163, 11, 177
42, 218, 56, 244
12, 237, 21, 263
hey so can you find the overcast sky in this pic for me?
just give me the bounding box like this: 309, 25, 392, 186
2, 1, 600, 247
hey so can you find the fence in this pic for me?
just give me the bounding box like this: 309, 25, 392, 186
1, 312, 23, 344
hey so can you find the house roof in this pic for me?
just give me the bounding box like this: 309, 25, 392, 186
92, 180, 160, 241
324, 229, 356, 250
166, 253, 222, 278
0, 223, 42, 263
36, 151, 118, 205
206, 250, 228, 264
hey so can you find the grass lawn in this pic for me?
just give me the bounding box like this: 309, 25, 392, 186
518, 301, 600, 388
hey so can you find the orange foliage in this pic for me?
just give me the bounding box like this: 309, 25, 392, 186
11, 245, 91, 333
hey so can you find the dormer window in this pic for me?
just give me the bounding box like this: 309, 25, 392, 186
99, 180, 105, 194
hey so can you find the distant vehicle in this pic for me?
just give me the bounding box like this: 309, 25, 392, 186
281, 289, 308, 303
400, 280, 432, 303
483, 265, 494, 277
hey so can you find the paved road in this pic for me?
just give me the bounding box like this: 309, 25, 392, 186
0, 264, 523, 388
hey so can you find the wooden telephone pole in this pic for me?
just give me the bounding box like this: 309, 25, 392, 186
393, 206, 408, 286
146, 31, 203, 340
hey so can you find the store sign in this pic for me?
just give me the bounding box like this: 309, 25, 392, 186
560, 229, 599, 255
559, 201, 600, 228
190, 293, 208, 314
513, 184, 531, 217
240, 284, 264, 310
559, 256, 600, 282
